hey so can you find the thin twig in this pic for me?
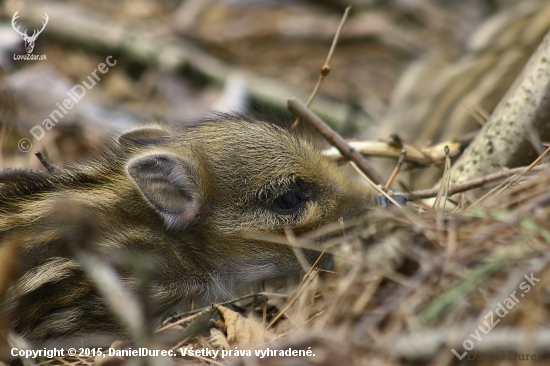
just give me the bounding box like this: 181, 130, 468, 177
472, 103, 490, 120
403, 165, 547, 200
160, 292, 288, 327
463, 102, 487, 126
288, 97, 387, 186
52, 357, 73, 366
476, 145, 550, 205
74, 356, 93, 366
434, 147, 452, 248
291, 6, 351, 130
385, 149, 406, 190
389, 134, 447, 171
433, 146, 452, 210
350, 162, 401, 207
156, 308, 209, 333
324, 137, 468, 166
338, 217, 346, 237
442, 146, 452, 211
285, 229, 311, 274
468, 146, 550, 208
34, 152, 58, 172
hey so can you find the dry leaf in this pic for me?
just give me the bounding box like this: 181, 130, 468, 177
215, 305, 275, 346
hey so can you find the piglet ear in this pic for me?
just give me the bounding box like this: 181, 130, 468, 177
127, 154, 201, 230
118, 126, 169, 148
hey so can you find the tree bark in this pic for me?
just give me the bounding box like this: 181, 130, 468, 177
450, 29, 550, 183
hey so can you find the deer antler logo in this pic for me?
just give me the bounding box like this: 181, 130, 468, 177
11, 11, 49, 54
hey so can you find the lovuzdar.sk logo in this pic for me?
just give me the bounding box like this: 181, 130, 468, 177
12, 10, 48, 61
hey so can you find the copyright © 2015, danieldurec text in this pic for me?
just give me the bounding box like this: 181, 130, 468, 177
11, 346, 316, 359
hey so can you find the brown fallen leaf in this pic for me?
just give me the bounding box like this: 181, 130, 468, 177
214, 304, 275, 346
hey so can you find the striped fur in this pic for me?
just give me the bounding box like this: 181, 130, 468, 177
0, 115, 372, 346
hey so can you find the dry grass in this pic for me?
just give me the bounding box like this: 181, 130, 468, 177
216, 166, 550, 366
79, 163, 550, 366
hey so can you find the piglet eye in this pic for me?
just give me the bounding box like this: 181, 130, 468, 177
272, 190, 305, 215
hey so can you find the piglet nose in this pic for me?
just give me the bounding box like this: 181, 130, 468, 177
372, 194, 407, 208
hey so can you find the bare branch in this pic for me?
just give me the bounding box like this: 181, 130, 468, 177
288, 97, 386, 186
323, 139, 464, 166
34, 152, 57, 172
405, 165, 547, 200
385, 149, 406, 189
